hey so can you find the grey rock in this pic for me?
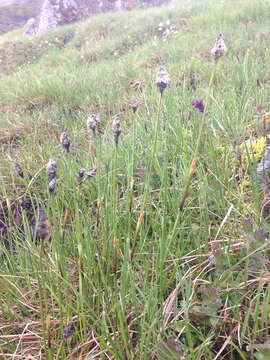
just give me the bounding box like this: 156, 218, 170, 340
257, 146, 270, 191
37, 0, 78, 34
24, 17, 38, 36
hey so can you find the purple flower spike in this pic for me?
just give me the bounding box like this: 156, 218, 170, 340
192, 99, 205, 114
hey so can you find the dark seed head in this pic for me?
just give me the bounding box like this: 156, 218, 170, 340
112, 115, 122, 146
131, 96, 139, 114
211, 33, 227, 62
60, 131, 71, 152
14, 162, 24, 178
48, 178, 56, 195
77, 167, 85, 185
46, 158, 57, 181
156, 66, 170, 94
86, 168, 97, 179
62, 322, 75, 340
87, 114, 100, 138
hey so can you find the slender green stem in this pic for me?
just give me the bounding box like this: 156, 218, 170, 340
130, 93, 162, 260
142, 92, 163, 211
179, 61, 218, 213
112, 145, 118, 249
129, 110, 137, 212
194, 62, 217, 156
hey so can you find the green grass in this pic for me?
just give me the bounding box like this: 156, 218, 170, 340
1, 0, 270, 358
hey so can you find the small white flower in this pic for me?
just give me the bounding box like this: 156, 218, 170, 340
163, 38, 166, 42
114, 51, 118, 56
166, 20, 170, 25
159, 22, 163, 27
154, 35, 157, 40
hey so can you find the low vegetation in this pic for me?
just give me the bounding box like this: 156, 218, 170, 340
1, 0, 270, 358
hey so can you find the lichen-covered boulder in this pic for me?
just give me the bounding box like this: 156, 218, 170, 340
37, 0, 78, 34
24, 17, 38, 36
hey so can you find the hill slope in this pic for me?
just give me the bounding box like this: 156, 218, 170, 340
0, 0, 41, 34
1, 0, 270, 358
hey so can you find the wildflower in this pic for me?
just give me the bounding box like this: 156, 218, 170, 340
86, 168, 97, 179
257, 103, 263, 112
211, 33, 227, 62
60, 131, 71, 153
112, 115, 122, 146
48, 178, 56, 195
77, 168, 85, 185
14, 162, 24, 178
191, 99, 205, 114
87, 114, 100, 138
46, 158, 57, 181
131, 96, 139, 114
156, 66, 170, 95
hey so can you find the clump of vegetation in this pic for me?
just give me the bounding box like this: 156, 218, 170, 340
1, 0, 270, 359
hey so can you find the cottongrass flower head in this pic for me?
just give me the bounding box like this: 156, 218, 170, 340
112, 115, 122, 146
46, 158, 57, 181
77, 167, 85, 185
60, 131, 71, 153
211, 33, 227, 62
87, 114, 100, 138
156, 65, 170, 95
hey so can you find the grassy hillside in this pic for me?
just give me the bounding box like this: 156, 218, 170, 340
1, 0, 270, 358
0, 0, 41, 34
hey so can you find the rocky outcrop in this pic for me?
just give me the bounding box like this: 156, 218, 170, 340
24, 0, 170, 36
257, 145, 270, 191
38, 0, 78, 33
24, 17, 38, 36
25, 0, 78, 35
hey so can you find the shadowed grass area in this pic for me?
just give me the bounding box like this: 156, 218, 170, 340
1, 0, 270, 358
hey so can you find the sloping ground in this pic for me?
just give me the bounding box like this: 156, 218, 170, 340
1, 0, 270, 358
0, 0, 41, 34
